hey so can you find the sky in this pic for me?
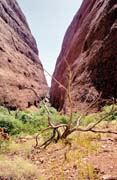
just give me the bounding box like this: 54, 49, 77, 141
17, 0, 83, 86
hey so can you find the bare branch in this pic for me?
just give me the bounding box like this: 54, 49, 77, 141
43, 68, 67, 91
69, 126, 117, 135
55, 124, 68, 128
63, 56, 73, 126
43, 102, 54, 127
75, 92, 102, 128
84, 92, 102, 113
35, 126, 53, 147
23, 87, 41, 100
68, 106, 117, 136
39, 129, 56, 149
23, 87, 54, 127
23, 63, 117, 148
90, 129, 117, 134
87, 107, 117, 130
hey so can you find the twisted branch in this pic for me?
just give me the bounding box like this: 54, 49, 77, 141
23, 60, 117, 148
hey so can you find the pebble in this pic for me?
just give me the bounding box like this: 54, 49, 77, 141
103, 149, 110, 152
102, 175, 117, 180
39, 158, 44, 163
20, 138, 27, 143
73, 164, 77, 170
83, 157, 88, 161
35, 160, 40, 164
65, 169, 70, 173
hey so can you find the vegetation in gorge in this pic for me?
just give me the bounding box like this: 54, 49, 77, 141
0, 104, 117, 179
0, 105, 68, 136
0, 103, 117, 149
0, 104, 116, 136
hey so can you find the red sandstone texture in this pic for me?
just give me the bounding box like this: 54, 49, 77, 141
0, 0, 48, 109
50, 0, 117, 113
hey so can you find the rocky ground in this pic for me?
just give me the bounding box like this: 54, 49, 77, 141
0, 130, 117, 180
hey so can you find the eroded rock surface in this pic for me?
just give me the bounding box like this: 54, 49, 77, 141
50, 0, 117, 113
0, 0, 48, 109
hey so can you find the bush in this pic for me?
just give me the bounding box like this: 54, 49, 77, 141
101, 105, 117, 121
81, 105, 117, 126
0, 104, 116, 136
15, 110, 33, 123
0, 106, 9, 115
0, 105, 52, 136
80, 114, 100, 127
0, 115, 23, 135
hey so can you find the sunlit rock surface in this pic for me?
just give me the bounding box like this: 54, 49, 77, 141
50, 0, 117, 113
0, 0, 48, 109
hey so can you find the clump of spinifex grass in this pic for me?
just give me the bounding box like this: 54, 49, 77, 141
0, 156, 43, 180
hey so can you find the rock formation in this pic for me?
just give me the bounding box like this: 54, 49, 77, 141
50, 0, 117, 113
0, 0, 48, 109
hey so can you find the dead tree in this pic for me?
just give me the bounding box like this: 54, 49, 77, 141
24, 57, 117, 149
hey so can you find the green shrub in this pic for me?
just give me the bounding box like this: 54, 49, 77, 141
80, 114, 100, 127
81, 105, 117, 126
101, 105, 117, 121
0, 115, 23, 135
0, 105, 50, 136
59, 115, 68, 124
0, 104, 116, 137
0, 115, 14, 133
0, 106, 9, 115
15, 111, 32, 123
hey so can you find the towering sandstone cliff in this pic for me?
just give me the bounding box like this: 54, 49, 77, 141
0, 0, 48, 109
50, 0, 117, 112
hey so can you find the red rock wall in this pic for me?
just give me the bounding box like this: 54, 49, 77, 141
0, 0, 48, 109
50, 0, 117, 112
